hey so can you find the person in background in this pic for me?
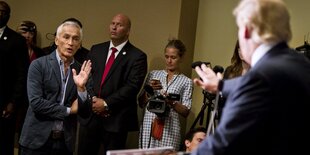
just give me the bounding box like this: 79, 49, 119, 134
217, 40, 250, 121
77, 13, 147, 155
183, 127, 206, 153
0, 1, 29, 155
19, 21, 92, 155
42, 17, 89, 64
192, 0, 310, 154
223, 40, 250, 79
16, 21, 46, 62
138, 39, 193, 151
15, 20, 46, 141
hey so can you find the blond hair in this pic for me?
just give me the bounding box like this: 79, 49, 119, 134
233, 0, 292, 43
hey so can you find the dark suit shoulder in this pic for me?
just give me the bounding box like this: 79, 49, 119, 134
91, 41, 110, 49
33, 46, 46, 58
4, 27, 26, 42
33, 51, 55, 63
89, 41, 109, 55
123, 41, 147, 57
90, 41, 145, 54
30, 53, 49, 65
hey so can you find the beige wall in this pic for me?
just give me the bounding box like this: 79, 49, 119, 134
6, 0, 186, 71
189, 0, 310, 130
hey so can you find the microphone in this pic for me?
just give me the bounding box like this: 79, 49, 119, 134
213, 65, 224, 74
191, 61, 211, 69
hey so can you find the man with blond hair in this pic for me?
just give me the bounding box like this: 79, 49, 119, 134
192, 0, 310, 154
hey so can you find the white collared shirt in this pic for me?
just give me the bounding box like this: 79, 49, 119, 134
106, 40, 128, 63
251, 42, 278, 67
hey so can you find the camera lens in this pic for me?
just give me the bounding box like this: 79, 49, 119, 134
155, 103, 162, 109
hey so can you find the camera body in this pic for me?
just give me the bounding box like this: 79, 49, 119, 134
147, 93, 180, 117
20, 24, 36, 32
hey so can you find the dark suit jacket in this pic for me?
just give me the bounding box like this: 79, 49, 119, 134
19, 51, 89, 152
193, 42, 310, 155
78, 41, 147, 132
32, 46, 46, 60
0, 26, 28, 110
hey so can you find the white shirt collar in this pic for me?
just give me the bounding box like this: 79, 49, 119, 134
251, 42, 278, 67
0, 26, 6, 38
109, 40, 128, 52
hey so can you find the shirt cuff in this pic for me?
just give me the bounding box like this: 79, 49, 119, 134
78, 90, 87, 102
66, 107, 71, 116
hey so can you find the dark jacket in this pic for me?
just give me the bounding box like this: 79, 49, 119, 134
19, 51, 90, 152
78, 41, 148, 132
193, 42, 310, 155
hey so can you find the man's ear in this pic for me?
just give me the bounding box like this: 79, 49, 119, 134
185, 139, 191, 148
55, 38, 58, 46
244, 24, 252, 39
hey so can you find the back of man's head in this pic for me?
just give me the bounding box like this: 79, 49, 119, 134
233, 0, 291, 43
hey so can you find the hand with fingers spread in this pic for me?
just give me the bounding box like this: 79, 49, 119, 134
193, 63, 222, 93
72, 60, 92, 92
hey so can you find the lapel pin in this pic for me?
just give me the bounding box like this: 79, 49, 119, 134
122, 51, 126, 55
4, 36, 7, 40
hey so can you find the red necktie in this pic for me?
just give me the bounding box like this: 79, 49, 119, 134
98, 47, 117, 96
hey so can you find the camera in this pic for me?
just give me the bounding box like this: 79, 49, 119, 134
191, 61, 211, 69
147, 93, 180, 117
20, 24, 36, 32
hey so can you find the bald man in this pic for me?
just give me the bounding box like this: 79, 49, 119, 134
77, 13, 147, 155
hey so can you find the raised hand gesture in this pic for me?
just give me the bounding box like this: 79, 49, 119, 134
72, 60, 92, 92
193, 63, 222, 93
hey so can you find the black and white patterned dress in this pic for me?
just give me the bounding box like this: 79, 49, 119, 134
139, 70, 193, 150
